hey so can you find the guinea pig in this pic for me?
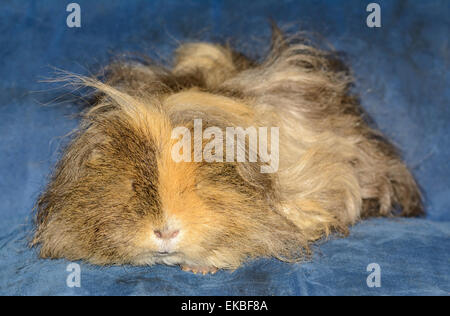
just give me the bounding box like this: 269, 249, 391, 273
31, 27, 423, 274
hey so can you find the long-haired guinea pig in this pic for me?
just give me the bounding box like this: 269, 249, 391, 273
31, 27, 423, 274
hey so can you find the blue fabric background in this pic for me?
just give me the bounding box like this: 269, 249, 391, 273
0, 0, 448, 296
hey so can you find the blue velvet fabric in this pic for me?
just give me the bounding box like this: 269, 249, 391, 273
0, 0, 448, 296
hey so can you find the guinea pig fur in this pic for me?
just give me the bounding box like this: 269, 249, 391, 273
31, 28, 424, 274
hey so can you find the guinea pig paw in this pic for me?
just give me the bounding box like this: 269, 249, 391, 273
181, 265, 218, 275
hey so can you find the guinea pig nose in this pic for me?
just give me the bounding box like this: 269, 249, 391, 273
154, 229, 180, 240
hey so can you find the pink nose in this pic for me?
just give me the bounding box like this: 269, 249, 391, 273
154, 229, 180, 240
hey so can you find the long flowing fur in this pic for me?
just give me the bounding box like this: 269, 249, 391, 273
32, 28, 423, 272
